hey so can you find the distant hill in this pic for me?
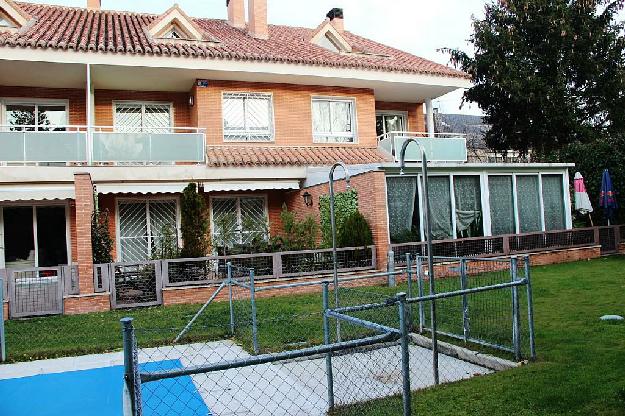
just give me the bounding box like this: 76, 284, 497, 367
435, 113, 490, 151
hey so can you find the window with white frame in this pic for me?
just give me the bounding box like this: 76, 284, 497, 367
312, 97, 356, 143
3, 100, 68, 131
376, 112, 406, 137
222, 93, 274, 142
211, 196, 268, 249
454, 175, 484, 238
118, 199, 178, 262
541, 174, 566, 231
114, 102, 172, 133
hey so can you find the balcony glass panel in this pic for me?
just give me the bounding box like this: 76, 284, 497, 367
386, 136, 468, 162
0, 131, 86, 162
92, 132, 204, 163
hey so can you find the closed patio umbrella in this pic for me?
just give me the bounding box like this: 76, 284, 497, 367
574, 172, 594, 225
599, 169, 618, 225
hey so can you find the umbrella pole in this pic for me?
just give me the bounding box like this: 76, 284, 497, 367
589, 213, 594, 227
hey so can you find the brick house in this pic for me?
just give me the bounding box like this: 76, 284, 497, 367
0, 0, 583, 317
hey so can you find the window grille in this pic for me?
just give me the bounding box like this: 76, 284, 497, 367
114, 103, 172, 133
222, 93, 274, 142
211, 196, 268, 248
312, 98, 356, 143
118, 199, 178, 262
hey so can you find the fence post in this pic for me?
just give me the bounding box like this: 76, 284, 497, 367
387, 249, 396, 287
121, 317, 141, 416
510, 257, 522, 361
405, 254, 413, 331
322, 282, 335, 411
0, 277, 6, 362
613, 225, 621, 252
249, 268, 259, 355
416, 256, 425, 334
459, 258, 470, 343
524, 255, 536, 360
272, 253, 282, 279
503, 235, 511, 255
398, 292, 411, 416
227, 262, 235, 336
429, 262, 440, 385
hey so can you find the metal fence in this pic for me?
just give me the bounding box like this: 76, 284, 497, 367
121, 256, 534, 416
391, 225, 623, 265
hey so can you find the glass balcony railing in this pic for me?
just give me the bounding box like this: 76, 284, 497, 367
0, 126, 206, 165
378, 131, 468, 163
0, 126, 88, 163
92, 127, 205, 164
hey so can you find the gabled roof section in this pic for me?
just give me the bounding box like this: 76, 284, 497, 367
0, 0, 31, 33
3, 2, 468, 80
146, 3, 214, 43
311, 21, 352, 53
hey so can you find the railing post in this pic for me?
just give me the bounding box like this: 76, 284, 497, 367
370, 245, 377, 270
416, 256, 425, 334
227, 262, 235, 336
0, 277, 6, 362
161, 260, 169, 287
121, 317, 141, 416
387, 249, 396, 287
510, 257, 522, 361
249, 268, 259, 355
594, 226, 600, 245
272, 253, 282, 279
524, 255, 536, 361
398, 292, 411, 416
460, 258, 470, 343
322, 282, 335, 411
613, 225, 620, 252
503, 235, 511, 255
429, 261, 440, 385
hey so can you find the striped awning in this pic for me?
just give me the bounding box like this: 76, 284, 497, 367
0, 184, 75, 201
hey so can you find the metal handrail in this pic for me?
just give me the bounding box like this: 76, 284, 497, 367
377, 130, 468, 143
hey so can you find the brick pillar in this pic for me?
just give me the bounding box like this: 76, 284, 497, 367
74, 173, 95, 294
353, 170, 390, 271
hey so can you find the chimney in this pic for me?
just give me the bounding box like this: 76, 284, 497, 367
326, 8, 344, 32
227, 0, 245, 29
87, 0, 101, 10
248, 0, 268, 40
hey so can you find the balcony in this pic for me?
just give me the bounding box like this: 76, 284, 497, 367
0, 126, 206, 165
378, 131, 468, 163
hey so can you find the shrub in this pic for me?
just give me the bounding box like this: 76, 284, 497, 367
180, 183, 209, 258
276, 205, 319, 251
337, 211, 373, 248
151, 225, 180, 260
91, 207, 113, 264
319, 189, 358, 247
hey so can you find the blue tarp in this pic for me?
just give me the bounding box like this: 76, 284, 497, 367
0, 360, 210, 416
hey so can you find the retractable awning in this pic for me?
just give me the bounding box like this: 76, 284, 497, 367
202, 180, 300, 192
0, 184, 75, 201
96, 183, 188, 195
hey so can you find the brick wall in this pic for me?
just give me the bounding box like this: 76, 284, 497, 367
94, 90, 191, 127
0, 86, 86, 125
63, 293, 110, 314
192, 80, 377, 147
73, 173, 95, 294
285, 170, 390, 269
375, 101, 425, 132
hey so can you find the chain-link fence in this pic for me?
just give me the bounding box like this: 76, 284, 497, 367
120, 256, 534, 416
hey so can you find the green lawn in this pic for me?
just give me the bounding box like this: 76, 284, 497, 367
3, 257, 625, 415
335, 256, 625, 415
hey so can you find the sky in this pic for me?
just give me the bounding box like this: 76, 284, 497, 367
20, 0, 488, 115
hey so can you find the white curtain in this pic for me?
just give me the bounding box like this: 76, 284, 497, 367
489, 176, 516, 235
427, 176, 453, 240
386, 176, 417, 241
516, 175, 542, 233
542, 175, 566, 230
454, 176, 483, 237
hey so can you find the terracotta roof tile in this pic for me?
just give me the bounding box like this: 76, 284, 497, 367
205, 146, 392, 167
0, 2, 468, 79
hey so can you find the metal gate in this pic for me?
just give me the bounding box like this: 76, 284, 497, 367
8, 266, 64, 318
109, 261, 163, 309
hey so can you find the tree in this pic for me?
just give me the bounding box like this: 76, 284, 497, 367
180, 183, 209, 258
91, 193, 113, 264
446, 0, 625, 157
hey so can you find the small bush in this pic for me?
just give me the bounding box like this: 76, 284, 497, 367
337, 211, 373, 248
180, 183, 209, 258
319, 189, 358, 247
276, 205, 319, 251
91, 197, 112, 264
